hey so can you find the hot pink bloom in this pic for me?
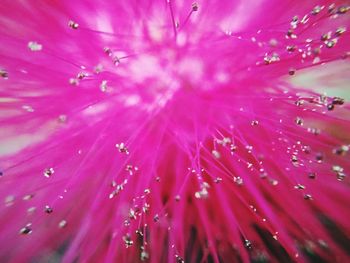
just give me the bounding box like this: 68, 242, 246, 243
0, 0, 350, 262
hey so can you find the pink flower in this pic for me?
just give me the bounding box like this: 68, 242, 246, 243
0, 0, 350, 262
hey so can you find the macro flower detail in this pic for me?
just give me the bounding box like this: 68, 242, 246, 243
0, 1, 350, 263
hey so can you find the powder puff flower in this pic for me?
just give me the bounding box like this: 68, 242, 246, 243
0, 0, 350, 262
